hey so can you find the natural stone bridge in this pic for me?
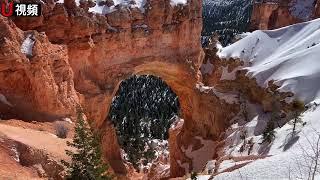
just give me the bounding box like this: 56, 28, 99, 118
0, 0, 236, 177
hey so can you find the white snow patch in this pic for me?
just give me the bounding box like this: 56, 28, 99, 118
89, 0, 147, 14
218, 160, 235, 172
63, 117, 73, 124
89, 0, 116, 14
0, 94, 13, 107
170, 0, 187, 6
10, 145, 20, 162
21, 34, 35, 57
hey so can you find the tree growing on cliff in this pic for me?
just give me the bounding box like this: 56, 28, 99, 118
62, 110, 113, 180
291, 99, 305, 135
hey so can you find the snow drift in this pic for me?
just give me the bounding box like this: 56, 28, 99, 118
219, 18, 320, 104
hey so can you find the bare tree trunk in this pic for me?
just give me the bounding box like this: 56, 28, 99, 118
311, 135, 320, 180
292, 112, 297, 136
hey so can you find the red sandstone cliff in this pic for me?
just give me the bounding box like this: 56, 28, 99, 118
0, 16, 80, 122
1, 0, 307, 179
1, 0, 236, 178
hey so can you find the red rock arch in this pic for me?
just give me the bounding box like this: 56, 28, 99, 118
0, 0, 238, 178
77, 57, 233, 177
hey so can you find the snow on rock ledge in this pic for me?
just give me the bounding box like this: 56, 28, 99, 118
88, 0, 187, 14
20, 34, 35, 57
219, 18, 320, 104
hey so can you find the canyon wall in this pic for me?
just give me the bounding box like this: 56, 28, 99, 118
250, 0, 320, 30
0, 0, 238, 178
1, 0, 311, 178
0, 16, 79, 122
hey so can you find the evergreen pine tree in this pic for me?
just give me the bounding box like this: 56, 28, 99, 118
291, 99, 305, 135
62, 111, 113, 180
261, 121, 276, 144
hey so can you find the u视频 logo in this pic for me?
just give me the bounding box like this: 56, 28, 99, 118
1, 0, 14, 17
0, 0, 41, 17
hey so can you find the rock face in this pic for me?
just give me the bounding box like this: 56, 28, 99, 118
63, 0, 237, 176
315, 0, 320, 17
250, 0, 320, 30
1, 0, 239, 178
0, 122, 72, 179
0, 16, 79, 121
202, 43, 293, 116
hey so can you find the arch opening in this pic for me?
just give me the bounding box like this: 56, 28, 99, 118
108, 74, 181, 170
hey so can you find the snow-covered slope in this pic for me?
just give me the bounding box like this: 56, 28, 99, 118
214, 104, 320, 180
193, 18, 320, 180
219, 18, 320, 104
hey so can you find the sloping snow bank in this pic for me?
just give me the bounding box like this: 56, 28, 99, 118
214, 106, 320, 180
192, 18, 320, 180
219, 18, 320, 104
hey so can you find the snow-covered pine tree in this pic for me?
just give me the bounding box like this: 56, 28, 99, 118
62, 110, 113, 180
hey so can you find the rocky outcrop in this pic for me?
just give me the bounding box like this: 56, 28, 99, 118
250, 0, 320, 30
0, 16, 79, 121
314, 0, 320, 17
202, 38, 294, 115
0, 123, 71, 179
